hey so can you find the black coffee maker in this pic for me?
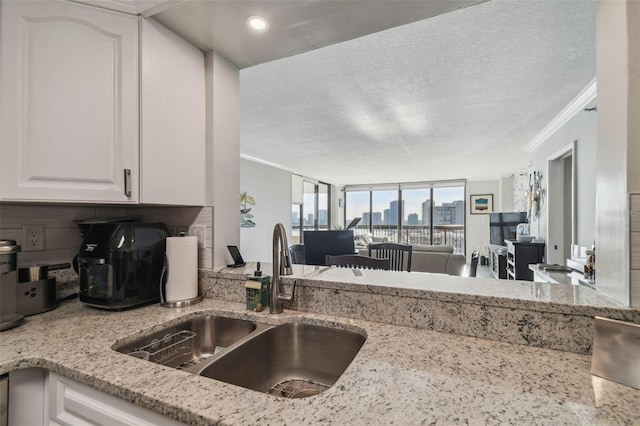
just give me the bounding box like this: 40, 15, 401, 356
78, 223, 169, 310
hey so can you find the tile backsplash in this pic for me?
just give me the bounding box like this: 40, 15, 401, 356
0, 204, 213, 268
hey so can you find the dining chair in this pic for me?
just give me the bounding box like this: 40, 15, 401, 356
469, 250, 479, 277
325, 254, 390, 270
368, 242, 412, 272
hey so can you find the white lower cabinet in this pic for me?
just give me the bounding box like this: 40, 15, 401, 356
9, 369, 185, 426
47, 372, 185, 426
8, 369, 46, 425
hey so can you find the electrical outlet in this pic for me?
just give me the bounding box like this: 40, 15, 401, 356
23, 224, 45, 251
188, 225, 206, 249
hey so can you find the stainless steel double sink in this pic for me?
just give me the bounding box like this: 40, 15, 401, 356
114, 315, 366, 398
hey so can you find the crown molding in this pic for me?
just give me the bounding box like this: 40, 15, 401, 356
524, 78, 597, 152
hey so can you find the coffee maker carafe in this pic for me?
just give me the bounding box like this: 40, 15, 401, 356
78, 223, 169, 310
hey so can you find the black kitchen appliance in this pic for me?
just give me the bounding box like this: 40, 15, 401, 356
78, 223, 169, 310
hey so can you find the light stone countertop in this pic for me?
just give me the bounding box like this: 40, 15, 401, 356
288, 264, 620, 305
1, 297, 639, 425
280, 264, 638, 318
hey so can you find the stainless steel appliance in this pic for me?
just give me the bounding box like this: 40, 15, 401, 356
15, 262, 69, 316
591, 317, 640, 390
0, 240, 23, 331
78, 223, 169, 310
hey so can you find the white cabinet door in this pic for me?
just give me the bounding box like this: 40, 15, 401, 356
0, 1, 139, 203
48, 372, 186, 426
140, 18, 205, 205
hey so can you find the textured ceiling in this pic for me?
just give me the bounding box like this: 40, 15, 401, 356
239, 0, 596, 185
153, 0, 486, 69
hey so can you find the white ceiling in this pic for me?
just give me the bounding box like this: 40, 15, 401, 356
153, 0, 487, 69
156, 0, 596, 186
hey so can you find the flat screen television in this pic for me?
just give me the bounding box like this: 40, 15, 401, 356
303, 230, 355, 265
489, 212, 528, 246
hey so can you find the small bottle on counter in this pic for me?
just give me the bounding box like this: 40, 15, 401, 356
585, 242, 596, 282
245, 262, 270, 312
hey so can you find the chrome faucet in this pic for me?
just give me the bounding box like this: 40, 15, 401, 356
270, 223, 295, 314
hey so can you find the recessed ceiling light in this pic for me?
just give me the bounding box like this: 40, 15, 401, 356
247, 16, 269, 32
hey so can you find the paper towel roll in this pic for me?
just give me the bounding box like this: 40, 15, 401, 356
165, 236, 198, 302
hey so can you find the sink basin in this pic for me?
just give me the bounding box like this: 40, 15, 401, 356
114, 315, 261, 369
198, 322, 366, 398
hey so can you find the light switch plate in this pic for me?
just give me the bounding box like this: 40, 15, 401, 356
22, 224, 45, 251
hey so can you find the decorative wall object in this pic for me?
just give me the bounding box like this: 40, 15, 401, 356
513, 171, 530, 212
527, 172, 543, 220
470, 194, 493, 214
240, 192, 256, 228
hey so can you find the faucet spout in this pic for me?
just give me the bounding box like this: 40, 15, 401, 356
270, 223, 295, 314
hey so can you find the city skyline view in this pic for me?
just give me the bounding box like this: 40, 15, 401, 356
345, 186, 465, 226
293, 199, 465, 227
292, 186, 466, 253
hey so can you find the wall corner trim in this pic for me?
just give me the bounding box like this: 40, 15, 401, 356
524, 78, 597, 152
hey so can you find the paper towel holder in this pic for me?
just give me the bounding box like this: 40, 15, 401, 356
159, 256, 204, 308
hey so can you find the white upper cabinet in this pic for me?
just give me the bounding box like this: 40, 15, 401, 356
0, 0, 139, 203
1, 1, 206, 205
140, 18, 205, 205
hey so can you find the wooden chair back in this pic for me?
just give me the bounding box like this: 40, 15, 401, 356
325, 254, 390, 270
368, 242, 412, 272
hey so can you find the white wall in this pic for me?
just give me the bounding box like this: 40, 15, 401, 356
628, 1, 640, 307
206, 51, 240, 268
529, 99, 597, 261
466, 179, 501, 260
595, 0, 639, 306
240, 159, 292, 263
499, 175, 514, 212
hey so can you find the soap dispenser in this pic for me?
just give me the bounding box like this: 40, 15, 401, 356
245, 262, 270, 311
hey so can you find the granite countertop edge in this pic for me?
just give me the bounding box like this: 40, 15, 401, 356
206, 265, 639, 321
2, 298, 639, 425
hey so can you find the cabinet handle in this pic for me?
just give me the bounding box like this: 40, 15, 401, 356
124, 169, 132, 197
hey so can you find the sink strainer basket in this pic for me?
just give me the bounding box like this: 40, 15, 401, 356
267, 378, 330, 398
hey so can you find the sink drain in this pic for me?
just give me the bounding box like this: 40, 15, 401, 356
267, 378, 330, 398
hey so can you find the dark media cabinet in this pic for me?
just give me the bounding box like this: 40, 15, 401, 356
488, 245, 508, 279
489, 241, 545, 281
505, 240, 545, 280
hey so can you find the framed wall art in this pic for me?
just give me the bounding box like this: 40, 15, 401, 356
470, 194, 493, 214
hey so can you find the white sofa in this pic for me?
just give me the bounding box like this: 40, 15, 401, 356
358, 244, 466, 276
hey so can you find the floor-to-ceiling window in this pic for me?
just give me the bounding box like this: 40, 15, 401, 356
401, 187, 431, 245
372, 188, 399, 241
344, 181, 466, 254
345, 190, 370, 232
431, 186, 465, 252
318, 183, 329, 230
292, 179, 331, 243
